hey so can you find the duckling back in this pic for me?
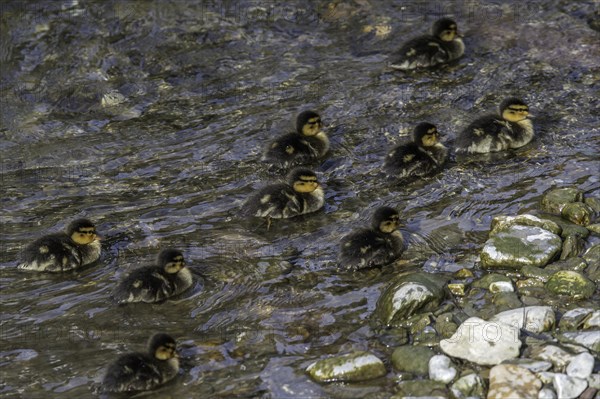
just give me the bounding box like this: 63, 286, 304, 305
18, 233, 101, 272
113, 266, 192, 304
101, 352, 178, 392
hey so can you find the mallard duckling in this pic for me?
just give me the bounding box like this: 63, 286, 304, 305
456, 98, 533, 153
384, 122, 448, 178
338, 207, 404, 270
17, 218, 101, 272
391, 18, 464, 70
262, 110, 328, 168
101, 333, 179, 393
113, 249, 193, 304
242, 168, 324, 224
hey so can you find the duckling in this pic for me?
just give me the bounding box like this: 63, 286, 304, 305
338, 207, 404, 270
456, 98, 533, 153
17, 218, 101, 272
390, 18, 464, 70
101, 333, 179, 393
262, 110, 328, 168
242, 168, 324, 225
384, 122, 448, 178
113, 249, 193, 304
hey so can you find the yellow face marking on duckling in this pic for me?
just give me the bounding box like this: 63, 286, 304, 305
39, 246, 49, 254
71, 228, 97, 245
421, 129, 440, 147
165, 256, 185, 274
293, 176, 319, 193
379, 215, 400, 233
301, 117, 323, 137
439, 26, 458, 41
502, 106, 529, 122
403, 154, 415, 162
155, 344, 177, 360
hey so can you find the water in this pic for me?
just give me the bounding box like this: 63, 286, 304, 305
1, 0, 599, 397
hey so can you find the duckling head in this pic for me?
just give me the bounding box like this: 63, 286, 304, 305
288, 167, 320, 193
432, 18, 461, 41
413, 122, 441, 148
372, 207, 401, 234
500, 98, 530, 122
157, 249, 186, 274
296, 110, 323, 137
68, 218, 98, 245
147, 333, 178, 360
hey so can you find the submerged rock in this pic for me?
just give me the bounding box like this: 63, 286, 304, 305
562, 202, 594, 226
374, 271, 448, 326
541, 188, 583, 214
393, 380, 449, 398
539, 214, 590, 239
481, 225, 562, 269
428, 354, 457, 384
489, 306, 555, 333
450, 373, 485, 399
545, 270, 596, 299
440, 317, 521, 365
487, 364, 542, 399
545, 257, 588, 273
391, 345, 433, 375
306, 351, 386, 382
490, 214, 562, 236
553, 373, 588, 399
472, 273, 512, 289
560, 235, 585, 259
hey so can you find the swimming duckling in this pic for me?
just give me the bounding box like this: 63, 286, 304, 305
384, 122, 448, 178
339, 207, 404, 270
456, 98, 533, 153
17, 218, 101, 272
101, 333, 179, 393
391, 18, 464, 70
262, 110, 328, 168
242, 168, 324, 225
113, 249, 193, 304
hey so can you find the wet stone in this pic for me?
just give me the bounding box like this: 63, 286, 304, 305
541, 187, 583, 214
517, 278, 545, 290
490, 214, 562, 236
391, 346, 433, 375
538, 387, 557, 399
440, 317, 521, 366
472, 273, 512, 289
487, 364, 542, 399
559, 308, 595, 331
374, 271, 448, 327
501, 358, 553, 373
481, 225, 562, 269
582, 311, 600, 329
377, 327, 409, 347
584, 197, 600, 214
490, 280, 514, 293
553, 373, 588, 399
530, 345, 574, 369
546, 270, 596, 299
583, 244, 600, 267
566, 352, 595, 379
560, 235, 585, 260
428, 354, 457, 384
587, 224, 600, 234
489, 306, 555, 333
453, 268, 474, 279
521, 265, 552, 282
435, 313, 458, 339
306, 351, 386, 382
539, 214, 590, 239
450, 373, 485, 399
544, 257, 588, 273
393, 380, 449, 398
562, 202, 594, 226
447, 282, 466, 296
492, 291, 523, 310
558, 331, 600, 352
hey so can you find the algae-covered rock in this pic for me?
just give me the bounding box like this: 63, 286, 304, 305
306, 351, 386, 382
559, 308, 595, 331
481, 225, 562, 269
587, 224, 600, 234
557, 331, 600, 352
472, 273, 512, 289
562, 202, 594, 226
583, 311, 600, 329
490, 214, 562, 236
489, 306, 555, 333
450, 373, 486, 399
393, 380, 449, 398
583, 244, 600, 266
391, 346, 433, 375
492, 291, 523, 310
584, 197, 600, 213
448, 282, 467, 296
541, 188, 583, 214
560, 235, 585, 260
521, 265, 552, 282
546, 271, 596, 299
374, 272, 448, 326
539, 214, 590, 239
440, 317, 521, 365
545, 257, 588, 273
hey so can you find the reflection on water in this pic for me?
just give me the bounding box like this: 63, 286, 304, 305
1, 0, 599, 397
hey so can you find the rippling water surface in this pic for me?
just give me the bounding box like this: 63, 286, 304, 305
1, 0, 599, 397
